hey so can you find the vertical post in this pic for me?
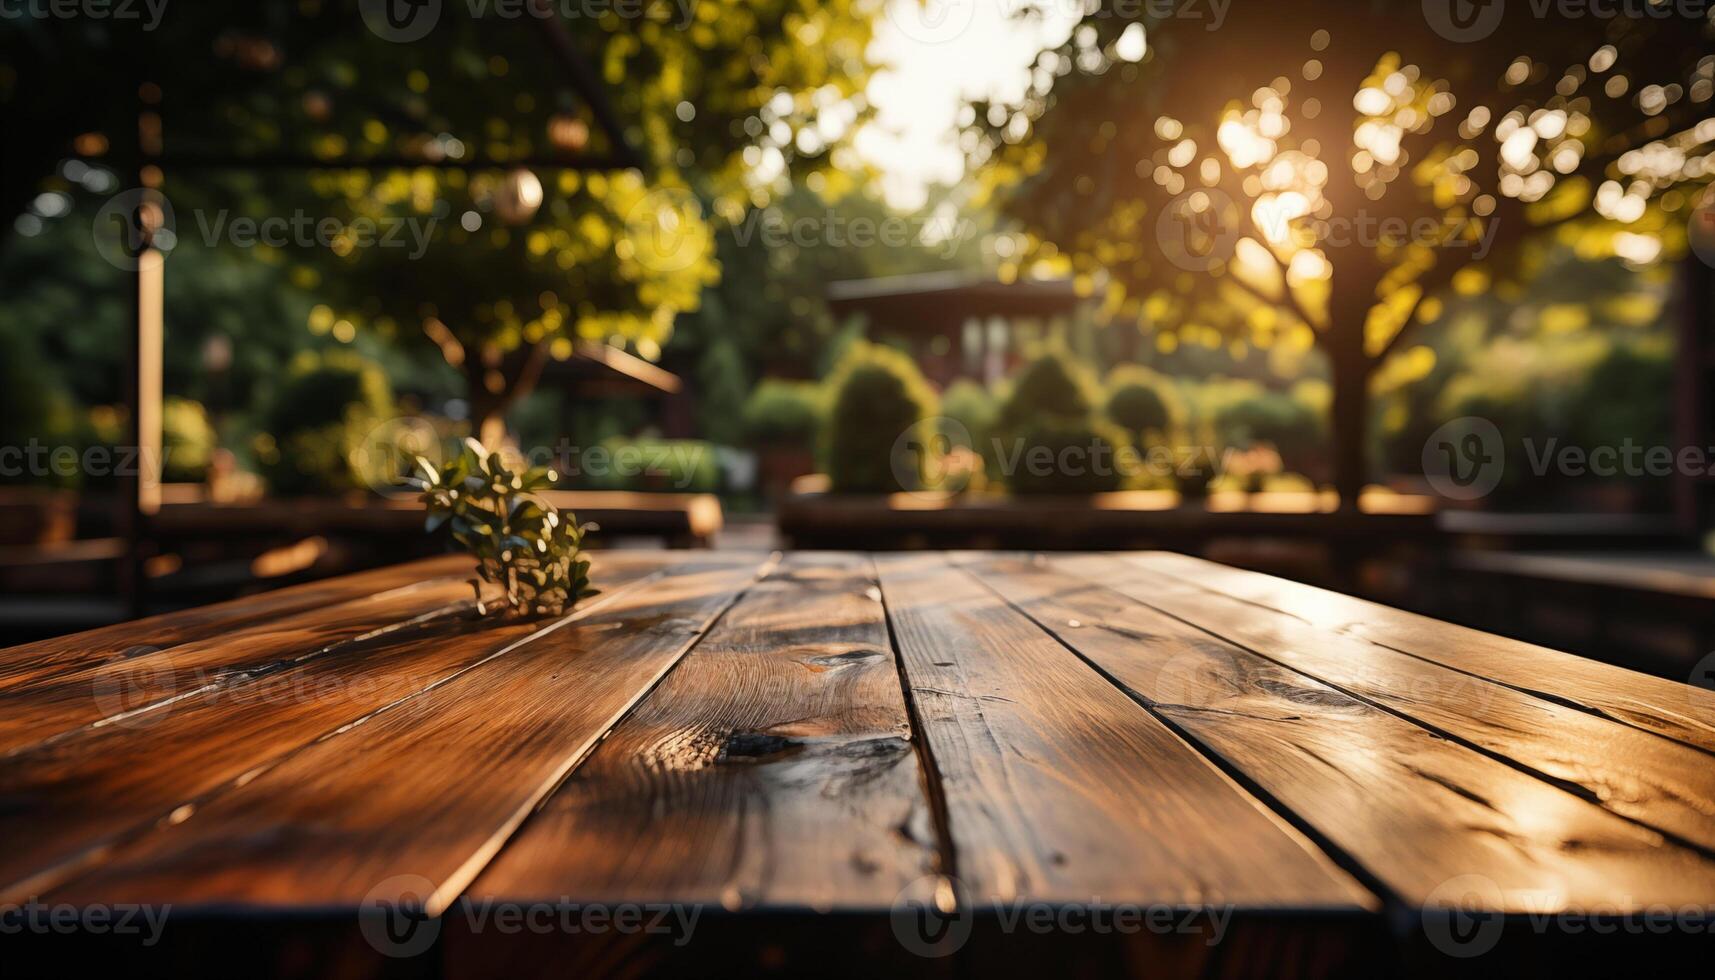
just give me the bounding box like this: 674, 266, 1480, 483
120, 83, 165, 619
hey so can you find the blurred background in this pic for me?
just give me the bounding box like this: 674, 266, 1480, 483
3, 0, 1714, 683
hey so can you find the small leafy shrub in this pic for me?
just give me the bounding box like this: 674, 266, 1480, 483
0, 328, 80, 487
742, 380, 824, 448
414, 440, 596, 616
939, 379, 1002, 488
1215, 391, 1323, 477
253, 350, 395, 496
1104, 366, 1176, 446
822, 342, 937, 493
996, 350, 1125, 494
996, 348, 1100, 436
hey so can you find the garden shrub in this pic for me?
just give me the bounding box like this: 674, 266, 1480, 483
821, 342, 937, 493
1215, 390, 1324, 476
995, 349, 1121, 494
940, 379, 1001, 483
996, 348, 1099, 436
1104, 365, 1176, 445
742, 379, 824, 448
253, 350, 395, 496
1004, 419, 1129, 495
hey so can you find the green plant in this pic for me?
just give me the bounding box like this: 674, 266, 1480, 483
162, 397, 217, 484
1005, 420, 1130, 495
742, 379, 824, 448
1215, 391, 1324, 477
996, 348, 1099, 436
1104, 366, 1176, 444
413, 440, 597, 616
253, 350, 395, 496
822, 342, 937, 493
995, 350, 1126, 495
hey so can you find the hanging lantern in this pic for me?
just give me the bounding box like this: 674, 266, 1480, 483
547, 114, 589, 154
495, 168, 544, 225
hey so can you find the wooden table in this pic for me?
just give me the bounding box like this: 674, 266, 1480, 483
5, 550, 1714, 977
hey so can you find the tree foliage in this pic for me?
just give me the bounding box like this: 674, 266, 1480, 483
969, 3, 1714, 499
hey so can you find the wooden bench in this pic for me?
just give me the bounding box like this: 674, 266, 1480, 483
3, 551, 1712, 975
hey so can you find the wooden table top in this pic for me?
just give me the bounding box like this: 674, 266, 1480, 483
6, 549, 1715, 975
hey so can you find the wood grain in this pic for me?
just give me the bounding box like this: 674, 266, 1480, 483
0, 552, 689, 756
0, 555, 470, 691
470, 552, 937, 910
874, 552, 1373, 910
1132, 551, 1715, 754
45, 555, 773, 912
0, 559, 671, 903
969, 553, 1715, 911
1062, 554, 1715, 854
0, 579, 480, 756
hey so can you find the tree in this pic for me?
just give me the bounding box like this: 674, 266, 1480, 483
284, 2, 881, 444
3, 3, 882, 446
969, 4, 1714, 503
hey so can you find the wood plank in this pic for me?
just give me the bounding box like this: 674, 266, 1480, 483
0, 578, 486, 757
0, 555, 470, 690
1134, 551, 1715, 754
470, 552, 937, 909
45, 555, 774, 912
873, 553, 1372, 910
970, 553, 1715, 911
1061, 554, 1715, 855
0, 559, 671, 903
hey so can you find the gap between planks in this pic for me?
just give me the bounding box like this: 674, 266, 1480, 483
1130, 551, 1715, 757
41, 553, 781, 916
1, 561, 677, 904
959, 552, 1715, 913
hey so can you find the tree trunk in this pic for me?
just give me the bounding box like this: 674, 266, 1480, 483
1324, 261, 1377, 511
1328, 329, 1370, 511
459, 340, 553, 451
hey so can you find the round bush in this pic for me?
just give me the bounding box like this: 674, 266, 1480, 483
1108, 384, 1169, 433
1215, 391, 1322, 475
822, 343, 937, 493
997, 349, 1099, 436
742, 379, 824, 448
1005, 420, 1128, 495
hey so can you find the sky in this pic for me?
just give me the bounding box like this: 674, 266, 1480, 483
857, 0, 1081, 210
